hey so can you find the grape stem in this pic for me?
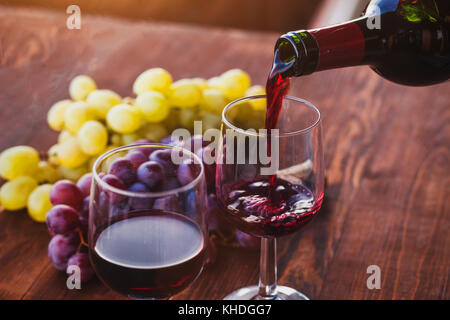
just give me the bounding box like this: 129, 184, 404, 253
76, 227, 88, 252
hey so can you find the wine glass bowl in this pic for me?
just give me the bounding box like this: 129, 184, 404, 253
216, 95, 324, 300
89, 144, 208, 300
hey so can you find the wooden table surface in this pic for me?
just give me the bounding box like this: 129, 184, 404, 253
0, 6, 448, 300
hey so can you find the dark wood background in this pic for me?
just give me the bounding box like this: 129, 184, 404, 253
0, 6, 448, 300
1, 0, 322, 32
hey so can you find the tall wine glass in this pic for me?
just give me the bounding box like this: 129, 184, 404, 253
216, 95, 324, 300
89, 144, 208, 300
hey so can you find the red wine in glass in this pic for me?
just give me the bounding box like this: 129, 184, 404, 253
90, 210, 206, 299
223, 177, 323, 238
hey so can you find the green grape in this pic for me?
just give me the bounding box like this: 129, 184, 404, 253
36, 161, 60, 183
0, 176, 38, 211
122, 96, 136, 105
58, 138, 89, 169
77, 120, 108, 155
163, 108, 180, 132
106, 104, 142, 134
245, 85, 266, 111
190, 78, 208, 90
27, 184, 53, 222
86, 89, 122, 119
200, 112, 222, 132
47, 144, 60, 166
121, 133, 141, 146
47, 100, 72, 131
138, 122, 168, 142
57, 130, 74, 144
133, 68, 173, 95
177, 107, 199, 131
110, 133, 122, 146
0, 146, 40, 181
207, 77, 222, 89
69, 75, 97, 101
64, 101, 95, 134
58, 164, 89, 181
234, 101, 254, 127
169, 79, 202, 108
200, 88, 227, 114
217, 69, 251, 100
135, 91, 170, 123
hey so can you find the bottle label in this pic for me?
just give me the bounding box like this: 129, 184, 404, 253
310, 22, 366, 71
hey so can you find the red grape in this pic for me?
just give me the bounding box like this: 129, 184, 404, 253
196, 146, 216, 193
101, 174, 126, 203
66, 253, 95, 283
50, 180, 84, 210
48, 233, 80, 271
108, 158, 137, 186
177, 158, 200, 186
126, 150, 148, 169
79, 196, 90, 221
77, 173, 92, 198
46, 205, 80, 235
132, 139, 155, 157
149, 149, 177, 174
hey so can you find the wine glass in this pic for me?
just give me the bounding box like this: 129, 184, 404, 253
89, 144, 208, 300
216, 95, 324, 300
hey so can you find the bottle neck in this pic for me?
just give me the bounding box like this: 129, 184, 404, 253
310, 17, 368, 72
279, 17, 372, 77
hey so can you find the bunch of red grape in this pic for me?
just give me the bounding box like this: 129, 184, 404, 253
46, 177, 95, 283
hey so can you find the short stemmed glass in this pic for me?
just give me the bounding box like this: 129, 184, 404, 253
89, 144, 208, 300
216, 95, 324, 300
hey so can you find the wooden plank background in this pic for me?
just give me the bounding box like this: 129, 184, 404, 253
0, 6, 449, 299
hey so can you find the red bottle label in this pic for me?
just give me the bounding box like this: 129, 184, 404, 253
310, 22, 365, 71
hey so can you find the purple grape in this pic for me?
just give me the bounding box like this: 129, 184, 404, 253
127, 182, 153, 210
149, 149, 177, 174
50, 180, 84, 210
235, 229, 260, 250
137, 161, 165, 190
162, 177, 181, 191
48, 233, 80, 271
76, 173, 92, 198
66, 253, 95, 283
108, 158, 137, 186
196, 146, 216, 193
125, 150, 148, 169
128, 182, 150, 193
177, 158, 200, 186
46, 205, 80, 235
160, 135, 184, 146
133, 139, 156, 157
79, 196, 90, 221
101, 174, 126, 203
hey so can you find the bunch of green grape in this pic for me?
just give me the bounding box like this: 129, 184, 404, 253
0, 67, 265, 224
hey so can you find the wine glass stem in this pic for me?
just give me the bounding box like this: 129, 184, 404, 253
258, 237, 277, 299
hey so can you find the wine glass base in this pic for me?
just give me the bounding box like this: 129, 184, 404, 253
223, 285, 309, 300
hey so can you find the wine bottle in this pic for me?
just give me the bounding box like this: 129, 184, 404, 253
276, 0, 450, 86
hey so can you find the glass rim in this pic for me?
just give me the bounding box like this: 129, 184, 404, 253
92, 143, 205, 199
222, 94, 321, 137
